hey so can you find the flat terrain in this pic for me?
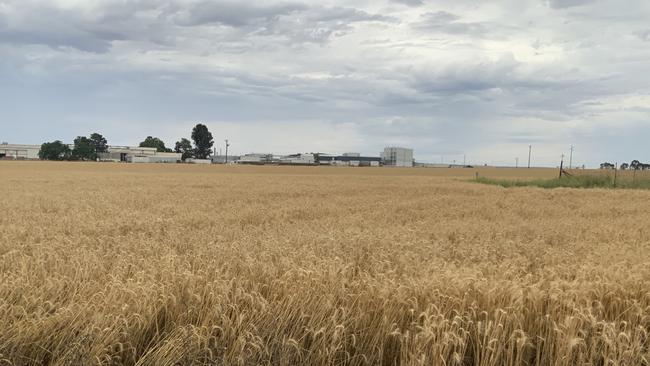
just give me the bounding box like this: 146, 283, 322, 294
1, 162, 649, 365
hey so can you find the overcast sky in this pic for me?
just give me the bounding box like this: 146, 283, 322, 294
1, 0, 649, 166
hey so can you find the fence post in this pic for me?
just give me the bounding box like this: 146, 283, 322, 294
614, 162, 618, 188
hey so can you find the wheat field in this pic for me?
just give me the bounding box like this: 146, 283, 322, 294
1, 162, 649, 366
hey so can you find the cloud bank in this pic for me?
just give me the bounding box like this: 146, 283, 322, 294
1, 0, 649, 166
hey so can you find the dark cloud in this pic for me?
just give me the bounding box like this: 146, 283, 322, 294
0, 1, 174, 52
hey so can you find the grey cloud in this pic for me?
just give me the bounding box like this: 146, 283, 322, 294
308, 6, 395, 23
412, 11, 493, 36
546, 0, 596, 9
637, 30, 650, 41
248, 5, 397, 44
175, 2, 308, 27
408, 57, 523, 96
0, 0, 395, 53
0, 1, 174, 52
390, 0, 425, 7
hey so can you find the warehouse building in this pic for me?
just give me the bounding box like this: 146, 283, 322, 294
0, 143, 41, 160
238, 153, 274, 165
381, 147, 414, 167
318, 154, 381, 167
212, 155, 240, 164
99, 146, 181, 163
279, 153, 316, 165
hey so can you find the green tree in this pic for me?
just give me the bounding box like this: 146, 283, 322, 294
140, 136, 172, 152
191, 123, 214, 159
174, 138, 193, 161
90, 133, 108, 153
72, 136, 97, 161
39, 141, 71, 161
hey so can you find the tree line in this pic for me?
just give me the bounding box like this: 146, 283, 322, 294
600, 160, 650, 170
39, 124, 215, 162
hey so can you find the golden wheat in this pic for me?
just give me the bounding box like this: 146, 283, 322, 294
0, 162, 649, 365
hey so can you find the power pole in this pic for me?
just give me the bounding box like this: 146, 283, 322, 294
569, 145, 574, 169
528, 145, 532, 169
224, 139, 230, 164
463, 154, 466, 166
516, 157, 519, 168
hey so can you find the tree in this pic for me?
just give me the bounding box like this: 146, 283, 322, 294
620, 163, 629, 170
631, 160, 641, 170
174, 138, 193, 161
72, 136, 97, 161
39, 141, 71, 161
140, 136, 172, 152
90, 133, 108, 153
191, 123, 214, 159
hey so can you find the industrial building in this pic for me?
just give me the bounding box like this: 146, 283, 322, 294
99, 146, 181, 163
0, 143, 181, 163
2, 141, 416, 168
212, 155, 240, 164
0, 143, 41, 160
238, 153, 274, 165
318, 154, 381, 167
279, 153, 316, 165
381, 147, 414, 167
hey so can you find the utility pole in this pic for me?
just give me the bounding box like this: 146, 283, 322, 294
569, 145, 574, 169
224, 139, 230, 164
528, 145, 532, 169
516, 157, 519, 168
463, 154, 466, 166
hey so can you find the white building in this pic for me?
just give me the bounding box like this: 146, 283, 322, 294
0, 143, 41, 160
381, 147, 414, 167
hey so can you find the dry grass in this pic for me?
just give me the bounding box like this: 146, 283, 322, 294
1, 161, 649, 366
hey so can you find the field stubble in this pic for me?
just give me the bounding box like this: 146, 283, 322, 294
0, 162, 649, 365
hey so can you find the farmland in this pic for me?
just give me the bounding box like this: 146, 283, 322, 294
1, 162, 649, 365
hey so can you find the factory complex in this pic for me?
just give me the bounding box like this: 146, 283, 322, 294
0, 143, 414, 167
